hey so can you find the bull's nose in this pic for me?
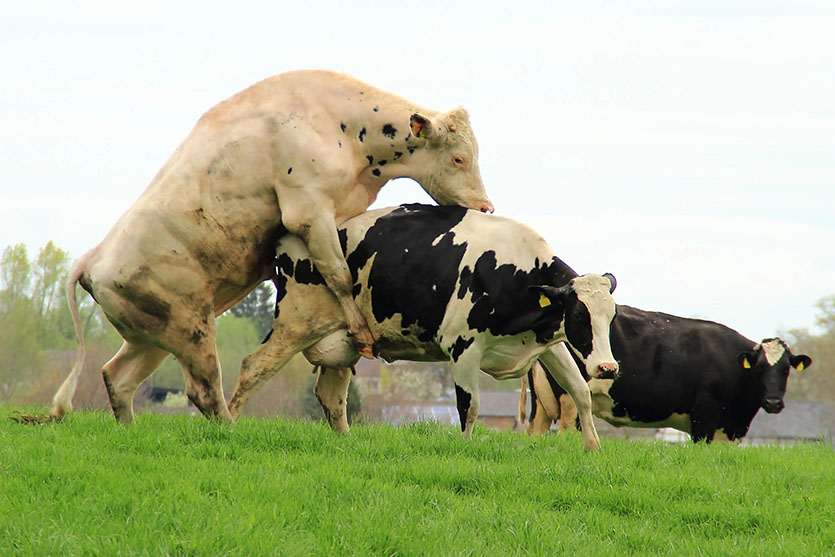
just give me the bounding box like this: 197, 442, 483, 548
763, 397, 784, 413
479, 202, 495, 214
597, 362, 619, 379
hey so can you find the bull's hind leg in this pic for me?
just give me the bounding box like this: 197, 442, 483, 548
314, 366, 352, 433
538, 344, 601, 452
101, 340, 170, 423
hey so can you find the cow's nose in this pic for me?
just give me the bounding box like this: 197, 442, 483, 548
597, 362, 619, 379
763, 397, 784, 413
479, 202, 495, 214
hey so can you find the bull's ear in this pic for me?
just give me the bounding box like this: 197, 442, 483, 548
410, 113, 436, 140
603, 273, 617, 294
529, 284, 569, 309
737, 351, 755, 370
790, 354, 812, 372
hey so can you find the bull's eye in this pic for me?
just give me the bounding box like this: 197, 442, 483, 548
452, 156, 465, 166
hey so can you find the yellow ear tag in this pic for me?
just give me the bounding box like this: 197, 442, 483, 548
539, 293, 551, 308
742, 358, 751, 369
796, 362, 805, 372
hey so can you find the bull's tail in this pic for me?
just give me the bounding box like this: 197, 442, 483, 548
49, 258, 90, 419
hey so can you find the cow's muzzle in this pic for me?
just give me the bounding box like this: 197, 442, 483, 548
478, 202, 495, 214
596, 362, 619, 379
762, 397, 784, 414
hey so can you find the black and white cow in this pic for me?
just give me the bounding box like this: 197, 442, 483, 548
227, 204, 619, 451
521, 305, 812, 443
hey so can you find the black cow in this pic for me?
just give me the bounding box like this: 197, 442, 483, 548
227, 204, 618, 451
521, 305, 812, 443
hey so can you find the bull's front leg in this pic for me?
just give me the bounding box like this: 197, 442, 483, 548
538, 344, 601, 452
281, 208, 376, 359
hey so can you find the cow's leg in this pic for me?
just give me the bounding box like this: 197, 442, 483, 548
689, 400, 721, 443
314, 366, 352, 433
538, 344, 601, 451
450, 349, 483, 439
527, 362, 559, 435
279, 201, 375, 358
227, 329, 311, 420
527, 394, 554, 435
101, 340, 170, 423
557, 393, 579, 433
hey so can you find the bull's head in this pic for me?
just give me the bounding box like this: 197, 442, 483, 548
531, 273, 619, 378
737, 338, 812, 414
408, 108, 494, 214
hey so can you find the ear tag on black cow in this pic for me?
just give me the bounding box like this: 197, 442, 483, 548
742, 357, 751, 369
795, 361, 805, 372
539, 293, 551, 308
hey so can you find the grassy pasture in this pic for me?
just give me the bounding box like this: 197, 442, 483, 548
1, 409, 832, 556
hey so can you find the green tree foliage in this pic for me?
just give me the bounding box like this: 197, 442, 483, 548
784, 295, 835, 402
228, 282, 275, 340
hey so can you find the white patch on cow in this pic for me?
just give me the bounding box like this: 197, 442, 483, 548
572, 274, 618, 376
761, 339, 786, 365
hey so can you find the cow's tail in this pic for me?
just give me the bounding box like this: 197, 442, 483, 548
49, 258, 90, 419
518, 372, 530, 426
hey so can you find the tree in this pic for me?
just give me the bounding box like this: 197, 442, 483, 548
784, 295, 835, 402
228, 282, 276, 340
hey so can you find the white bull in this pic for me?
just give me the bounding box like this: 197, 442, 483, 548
47, 70, 492, 424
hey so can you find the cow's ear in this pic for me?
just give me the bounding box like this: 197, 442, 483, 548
790, 354, 812, 372
410, 113, 436, 140
737, 351, 755, 370
529, 284, 569, 309
603, 273, 617, 294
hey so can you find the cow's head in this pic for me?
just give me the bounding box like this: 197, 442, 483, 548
737, 338, 812, 414
531, 273, 619, 379
408, 108, 493, 214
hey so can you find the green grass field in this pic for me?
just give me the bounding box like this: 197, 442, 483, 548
1, 409, 832, 556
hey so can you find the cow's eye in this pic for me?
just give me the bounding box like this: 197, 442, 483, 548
452, 156, 465, 166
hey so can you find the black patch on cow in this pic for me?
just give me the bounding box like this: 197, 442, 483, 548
338, 228, 349, 255
382, 124, 397, 138
459, 251, 576, 343
358, 127, 366, 142
373, 106, 379, 112
378, 160, 387, 166
261, 329, 273, 344
352, 284, 362, 298
367, 155, 374, 165
401, 329, 410, 336
344, 204, 469, 342
455, 384, 472, 432
294, 259, 326, 285
393, 151, 403, 160
112, 280, 172, 332
338, 141, 342, 148
277, 253, 294, 278
287, 167, 293, 175
450, 336, 474, 362
372, 169, 381, 177
191, 328, 207, 345
563, 293, 593, 359
340, 122, 346, 132
527, 369, 538, 422
407, 145, 417, 155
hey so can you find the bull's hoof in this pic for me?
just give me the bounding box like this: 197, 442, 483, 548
9, 411, 61, 425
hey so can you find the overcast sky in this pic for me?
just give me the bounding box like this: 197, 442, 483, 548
2, 1, 833, 343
